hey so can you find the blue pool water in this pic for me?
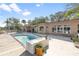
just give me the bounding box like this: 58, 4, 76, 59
14, 33, 39, 46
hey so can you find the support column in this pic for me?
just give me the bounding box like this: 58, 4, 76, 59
56, 26, 58, 33
62, 26, 64, 34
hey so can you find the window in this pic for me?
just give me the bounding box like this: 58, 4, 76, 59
46, 26, 48, 28
78, 24, 79, 33
46, 26, 48, 32
52, 28, 54, 32
64, 25, 71, 34
78, 24, 79, 29
39, 26, 44, 31
57, 25, 62, 32
57, 27, 60, 32
52, 27, 56, 32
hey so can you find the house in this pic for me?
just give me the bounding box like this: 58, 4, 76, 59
33, 19, 79, 36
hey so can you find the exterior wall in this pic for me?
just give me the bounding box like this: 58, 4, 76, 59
35, 20, 79, 35
48, 20, 77, 35
25, 26, 33, 32
36, 23, 48, 34
34, 26, 38, 32
37, 24, 46, 33
70, 20, 79, 34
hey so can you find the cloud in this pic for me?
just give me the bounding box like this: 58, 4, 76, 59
0, 22, 6, 27
0, 3, 31, 16
0, 4, 11, 12
0, 16, 6, 27
9, 3, 31, 16
9, 3, 22, 13
22, 10, 31, 16
36, 4, 41, 7
0, 3, 21, 13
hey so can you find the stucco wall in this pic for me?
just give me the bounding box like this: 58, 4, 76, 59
35, 20, 79, 35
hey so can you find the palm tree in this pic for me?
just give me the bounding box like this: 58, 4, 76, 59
49, 14, 56, 22
31, 16, 48, 25
5, 18, 12, 32
22, 20, 26, 25
64, 3, 79, 20
50, 11, 65, 22
55, 11, 65, 21
5, 17, 21, 32
21, 20, 26, 32
28, 20, 32, 25
44, 16, 49, 22
12, 18, 20, 31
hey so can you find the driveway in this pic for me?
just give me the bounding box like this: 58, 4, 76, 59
44, 35, 79, 56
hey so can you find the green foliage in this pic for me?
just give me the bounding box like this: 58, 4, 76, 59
15, 25, 21, 32
21, 20, 26, 24
64, 9, 75, 17
49, 11, 65, 22
71, 35, 79, 42
64, 4, 79, 19
76, 13, 79, 17
35, 43, 43, 48
31, 16, 49, 25
34, 43, 48, 53
28, 4, 79, 25
5, 3, 79, 29
5, 17, 21, 31
28, 20, 32, 25
49, 14, 55, 21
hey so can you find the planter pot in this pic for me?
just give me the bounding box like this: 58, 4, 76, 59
74, 42, 79, 48
35, 48, 44, 56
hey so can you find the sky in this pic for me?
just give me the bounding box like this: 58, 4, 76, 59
0, 3, 67, 27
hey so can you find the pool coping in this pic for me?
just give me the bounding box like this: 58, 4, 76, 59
9, 33, 44, 49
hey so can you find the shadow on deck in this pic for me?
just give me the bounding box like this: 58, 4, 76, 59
48, 35, 72, 42
20, 50, 36, 56
33, 33, 72, 42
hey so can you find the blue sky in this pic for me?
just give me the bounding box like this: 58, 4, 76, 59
0, 3, 67, 27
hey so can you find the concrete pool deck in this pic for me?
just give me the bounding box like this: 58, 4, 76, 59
0, 33, 25, 56
1, 33, 79, 56
44, 35, 79, 56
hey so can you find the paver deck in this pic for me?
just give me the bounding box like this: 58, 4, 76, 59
44, 35, 79, 56
0, 33, 25, 56
1, 33, 79, 56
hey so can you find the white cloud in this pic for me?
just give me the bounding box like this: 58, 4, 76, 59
0, 16, 5, 27
0, 22, 6, 27
0, 3, 31, 17
0, 3, 21, 13
36, 4, 41, 7
9, 3, 22, 13
22, 10, 31, 16
0, 4, 11, 12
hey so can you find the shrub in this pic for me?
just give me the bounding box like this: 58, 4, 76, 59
35, 43, 43, 48
71, 34, 79, 42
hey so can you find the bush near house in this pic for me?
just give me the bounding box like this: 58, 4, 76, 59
71, 34, 79, 42
71, 34, 79, 48
0, 27, 5, 34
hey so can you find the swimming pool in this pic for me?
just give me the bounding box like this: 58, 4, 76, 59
14, 33, 40, 46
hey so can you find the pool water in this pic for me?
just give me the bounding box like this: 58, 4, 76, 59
15, 36, 28, 46
14, 33, 39, 46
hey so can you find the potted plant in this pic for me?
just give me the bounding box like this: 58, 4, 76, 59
71, 34, 79, 48
34, 43, 44, 56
